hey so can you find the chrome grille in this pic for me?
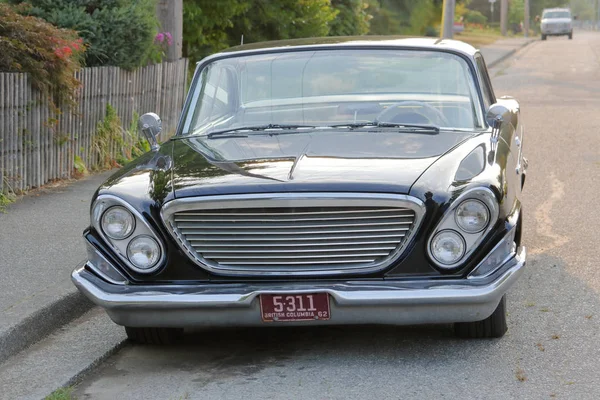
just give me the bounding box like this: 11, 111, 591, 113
162, 193, 424, 276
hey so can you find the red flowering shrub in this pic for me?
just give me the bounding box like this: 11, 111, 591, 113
0, 3, 85, 108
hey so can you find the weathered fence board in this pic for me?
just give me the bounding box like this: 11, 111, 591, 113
0, 58, 189, 193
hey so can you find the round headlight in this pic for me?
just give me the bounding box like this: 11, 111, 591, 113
455, 199, 490, 233
101, 206, 135, 240
430, 230, 466, 266
127, 235, 161, 271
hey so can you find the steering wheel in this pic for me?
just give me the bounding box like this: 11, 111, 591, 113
376, 101, 449, 126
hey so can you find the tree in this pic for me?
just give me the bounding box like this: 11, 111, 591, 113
183, 0, 338, 61
367, 0, 441, 36
226, 0, 337, 45
529, 0, 567, 18
0, 3, 85, 106
365, 0, 404, 35
569, 0, 595, 20
182, 0, 250, 61
8, 0, 158, 70
329, 0, 371, 36
509, 0, 525, 25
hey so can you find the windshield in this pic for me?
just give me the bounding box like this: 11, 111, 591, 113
543, 11, 571, 19
181, 49, 484, 136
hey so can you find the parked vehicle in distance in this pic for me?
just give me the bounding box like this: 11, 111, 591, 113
541, 8, 573, 40
72, 37, 528, 343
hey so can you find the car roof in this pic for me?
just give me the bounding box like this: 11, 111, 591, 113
212, 36, 479, 60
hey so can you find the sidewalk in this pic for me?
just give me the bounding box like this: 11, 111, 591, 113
0, 171, 113, 360
479, 37, 536, 68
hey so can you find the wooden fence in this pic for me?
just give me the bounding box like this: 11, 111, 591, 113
0, 58, 189, 193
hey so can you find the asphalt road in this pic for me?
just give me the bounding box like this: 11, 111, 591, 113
74, 32, 600, 400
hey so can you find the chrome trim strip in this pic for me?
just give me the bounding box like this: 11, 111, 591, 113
71, 247, 526, 327
469, 208, 520, 279
161, 193, 425, 277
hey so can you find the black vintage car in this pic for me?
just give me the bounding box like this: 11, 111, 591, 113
72, 37, 527, 343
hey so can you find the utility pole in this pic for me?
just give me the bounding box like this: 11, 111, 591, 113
500, 0, 508, 36
156, 0, 183, 61
441, 0, 455, 39
524, 0, 530, 37
597, 0, 600, 31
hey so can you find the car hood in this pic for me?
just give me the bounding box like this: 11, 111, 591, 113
170, 130, 474, 197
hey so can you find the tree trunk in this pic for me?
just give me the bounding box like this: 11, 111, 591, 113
156, 0, 183, 61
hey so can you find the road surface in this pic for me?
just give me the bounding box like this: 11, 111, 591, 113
74, 32, 600, 400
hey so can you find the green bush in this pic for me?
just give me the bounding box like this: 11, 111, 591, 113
508, 0, 525, 25
9, 0, 158, 69
183, 0, 338, 61
92, 105, 151, 170
329, 0, 371, 36
424, 26, 439, 37
0, 3, 85, 107
464, 10, 487, 25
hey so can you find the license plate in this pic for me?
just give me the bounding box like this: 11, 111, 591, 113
260, 293, 330, 322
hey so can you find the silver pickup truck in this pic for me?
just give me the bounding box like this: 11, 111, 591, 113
541, 8, 573, 40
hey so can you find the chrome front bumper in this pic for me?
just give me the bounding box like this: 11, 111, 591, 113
72, 246, 526, 328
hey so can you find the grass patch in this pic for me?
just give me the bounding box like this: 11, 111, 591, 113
455, 29, 502, 48
92, 105, 151, 171
45, 387, 75, 400
72, 155, 89, 179
454, 27, 534, 48
0, 192, 16, 213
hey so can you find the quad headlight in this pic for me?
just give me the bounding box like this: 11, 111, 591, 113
455, 199, 490, 233
430, 230, 466, 265
101, 206, 135, 240
428, 188, 499, 270
127, 235, 161, 270
92, 196, 164, 274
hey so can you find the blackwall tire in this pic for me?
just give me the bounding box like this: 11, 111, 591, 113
125, 327, 184, 345
453, 295, 508, 339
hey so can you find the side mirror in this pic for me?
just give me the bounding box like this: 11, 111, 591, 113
485, 103, 508, 129
138, 113, 162, 152
487, 96, 520, 129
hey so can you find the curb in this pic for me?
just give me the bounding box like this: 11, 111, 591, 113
0, 290, 94, 362
0, 309, 128, 400
487, 39, 536, 68
63, 338, 128, 390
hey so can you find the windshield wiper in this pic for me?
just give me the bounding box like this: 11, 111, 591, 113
328, 122, 439, 134
206, 124, 315, 138
375, 122, 440, 134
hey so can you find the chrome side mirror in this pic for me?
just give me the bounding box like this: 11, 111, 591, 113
138, 113, 162, 152
485, 103, 509, 129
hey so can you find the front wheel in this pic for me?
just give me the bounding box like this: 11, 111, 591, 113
454, 295, 508, 338
125, 327, 183, 345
